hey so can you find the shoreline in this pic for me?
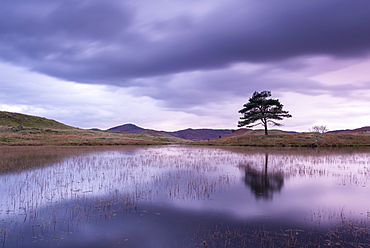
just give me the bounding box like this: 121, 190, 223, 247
0, 126, 370, 147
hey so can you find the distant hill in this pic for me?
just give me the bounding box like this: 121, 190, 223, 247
107, 123, 187, 141
328, 126, 370, 134
0, 111, 75, 130
107, 124, 234, 140
108, 123, 145, 133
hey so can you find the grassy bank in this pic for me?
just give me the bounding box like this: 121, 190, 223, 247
196, 132, 370, 147
0, 126, 187, 146
1, 127, 370, 146
0, 111, 188, 145
1, 111, 369, 147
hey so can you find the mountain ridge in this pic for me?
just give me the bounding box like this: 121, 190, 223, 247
107, 123, 234, 140
328, 126, 370, 134
107, 123, 370, 140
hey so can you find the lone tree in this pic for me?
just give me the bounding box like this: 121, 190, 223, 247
238, 91, 292, 135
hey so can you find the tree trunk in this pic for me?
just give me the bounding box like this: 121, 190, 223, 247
264, 123, 268, 135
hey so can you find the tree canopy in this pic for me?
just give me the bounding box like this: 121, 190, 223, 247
238, 91, 292, 135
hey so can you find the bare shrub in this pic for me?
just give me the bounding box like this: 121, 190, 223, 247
309, 125, 328, 133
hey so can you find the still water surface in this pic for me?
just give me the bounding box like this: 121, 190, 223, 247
1, 145, 370, 247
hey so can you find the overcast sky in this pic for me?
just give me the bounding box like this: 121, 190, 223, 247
1, 0, 369, 131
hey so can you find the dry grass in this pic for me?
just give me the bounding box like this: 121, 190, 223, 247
196, 133, 370, 147
0, 111, 74, 129
0, 126, 187, 146
0, 111, 187, 146
1, 111, 369, 147
2, 126, 370, 147
190, 219, 370, 248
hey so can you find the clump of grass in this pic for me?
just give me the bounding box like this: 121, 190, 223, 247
0, 228, 6, 246
190, 220, 370, 248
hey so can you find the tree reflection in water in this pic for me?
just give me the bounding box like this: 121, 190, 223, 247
240, 153, 284, 200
